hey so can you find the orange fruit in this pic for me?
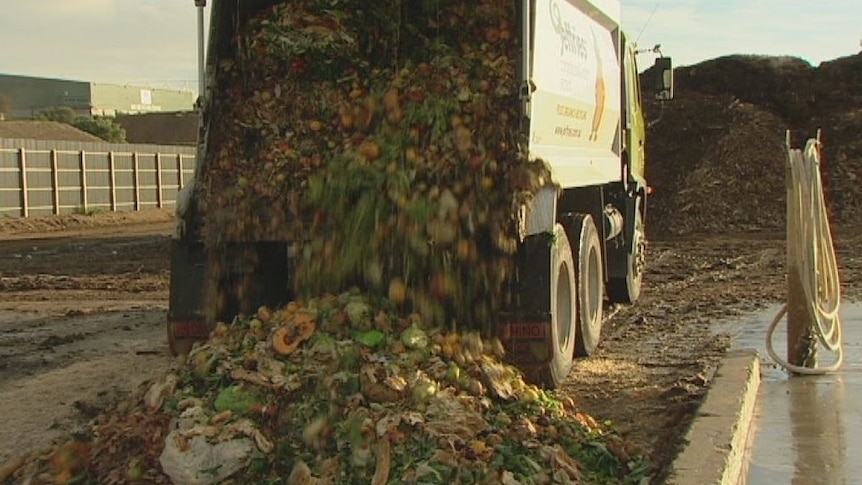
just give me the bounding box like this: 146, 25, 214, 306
456, 239, 473, 261
339, 113, 355, 130
359, 141, 381, 160
388, 278, 407, 304
257, 306, 273, 323
405, 147, 420, 164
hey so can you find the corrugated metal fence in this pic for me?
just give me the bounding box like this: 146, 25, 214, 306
0, 138, 196, 217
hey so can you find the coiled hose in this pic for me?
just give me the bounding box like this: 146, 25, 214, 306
765, 135, 843, 374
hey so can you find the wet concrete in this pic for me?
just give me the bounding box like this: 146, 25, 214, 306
717, 303, 862, 484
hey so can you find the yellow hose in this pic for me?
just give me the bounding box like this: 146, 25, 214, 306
766, 135, 843, 374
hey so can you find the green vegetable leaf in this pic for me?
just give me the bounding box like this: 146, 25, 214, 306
355, 329, 386, 348
213, 385, 263, 415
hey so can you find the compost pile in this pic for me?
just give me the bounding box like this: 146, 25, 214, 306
199, 0, 550, 331
644, 52, 862, 236
7, 294, 645, 484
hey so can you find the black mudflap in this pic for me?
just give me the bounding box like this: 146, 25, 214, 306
498, 233, 554, 383
167, 240, 291, 355
167, 240, 209, 355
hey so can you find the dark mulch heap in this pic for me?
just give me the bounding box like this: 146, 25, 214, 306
644, 53, 862, 236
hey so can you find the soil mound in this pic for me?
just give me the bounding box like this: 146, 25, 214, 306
645, 53, 862, 236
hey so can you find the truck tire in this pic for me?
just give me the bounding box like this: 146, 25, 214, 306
509, 223, 576, 389
572, 214, 604, 357
607, 205, 644, 304
545, 222, 578, 387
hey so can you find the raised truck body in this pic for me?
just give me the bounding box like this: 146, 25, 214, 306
169, 0, 673, 388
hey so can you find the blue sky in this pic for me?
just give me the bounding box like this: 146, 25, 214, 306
0, 0, 859, 93
625, 0, 861, 69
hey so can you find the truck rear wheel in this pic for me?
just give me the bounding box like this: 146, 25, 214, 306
572, 214, 604, 357
607, 203, 644, 304
507, 223, 576, 389
543, 222, 578, 387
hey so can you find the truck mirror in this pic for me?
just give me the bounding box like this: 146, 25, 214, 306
654, 57, 673, 100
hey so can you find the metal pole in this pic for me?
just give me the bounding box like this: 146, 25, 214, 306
196, 1, 206, 103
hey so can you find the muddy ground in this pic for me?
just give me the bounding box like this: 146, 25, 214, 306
1, 209, 860, 482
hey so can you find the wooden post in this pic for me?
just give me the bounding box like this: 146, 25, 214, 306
156, 152, 164, 208
786, 138, 817, 370
80, 150, 89, 212
133, 152, 141, 211
18, 148, 28, 217
108, 151, 117, 211
51, 149, 60, 215
787, 270, 816, 368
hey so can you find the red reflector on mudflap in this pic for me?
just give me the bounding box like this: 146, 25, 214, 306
172, 321, 210, 338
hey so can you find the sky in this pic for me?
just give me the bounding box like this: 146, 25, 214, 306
1, 0, 860, 94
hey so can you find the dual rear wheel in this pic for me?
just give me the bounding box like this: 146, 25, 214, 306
572, 214, 604, 358
539, 215, 604, 388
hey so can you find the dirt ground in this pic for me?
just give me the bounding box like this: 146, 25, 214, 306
0, 211, 176, 467
2, 210, 860, 482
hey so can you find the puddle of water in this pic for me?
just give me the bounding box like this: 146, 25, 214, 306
715, 303, 862, 484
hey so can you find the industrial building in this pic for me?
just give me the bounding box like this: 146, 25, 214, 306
0, 73, 195, 120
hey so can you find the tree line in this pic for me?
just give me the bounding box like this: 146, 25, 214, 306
34, 106, 127, 143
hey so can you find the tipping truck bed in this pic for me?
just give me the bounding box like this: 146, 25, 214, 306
169, 0, 673, 388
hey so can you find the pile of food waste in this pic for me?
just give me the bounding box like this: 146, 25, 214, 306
199, 0, 552, 332
3, 292, 648, 484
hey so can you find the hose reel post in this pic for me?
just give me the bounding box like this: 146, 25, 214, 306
766, 130, 843, 375
786, 131, 819, 370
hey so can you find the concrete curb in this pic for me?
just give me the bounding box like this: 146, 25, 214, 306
668, 348, 761, 485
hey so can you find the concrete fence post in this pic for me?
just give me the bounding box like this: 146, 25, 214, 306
51, 149, 60, 215
156, 152, 164, 208
108, 151, 117, 211
18, 147, 28, 217
177, 153, 184, 189
133, 152, 141, 211
80, 150, 88, 212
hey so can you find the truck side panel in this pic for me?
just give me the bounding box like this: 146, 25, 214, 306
529, 0, 623, 189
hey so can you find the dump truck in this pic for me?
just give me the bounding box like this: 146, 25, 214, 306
169, 0, 674, 389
